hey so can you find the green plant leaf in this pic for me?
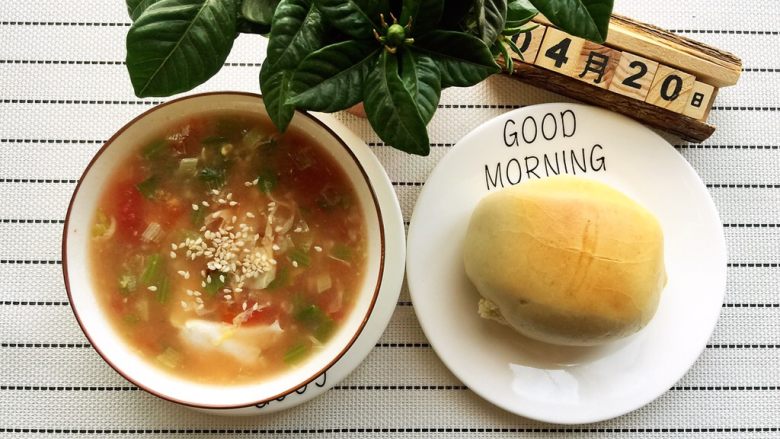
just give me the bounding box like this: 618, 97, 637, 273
289, 40, 379, 112
260, 66, 295, 131
400, 50, 440, 124
475, 0, 507, 45
237, 19, 271, 34
264, 0, 327, 72
127, 0, 163, 21
126, 0, 238, 97
413, 30, 500, 88
241, 0, 280, 26
400, 0, 443, 35
528, 0, 612, 43
363, 52, 430, 156
261, 0, 327, 131
438, 0, 471, 30
315, 0, 386, 39
506, 0, 537, 26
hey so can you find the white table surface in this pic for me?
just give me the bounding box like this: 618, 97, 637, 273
1, 1, 778, 437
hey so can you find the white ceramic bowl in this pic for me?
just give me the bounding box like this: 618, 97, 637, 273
63, 92, 402, 414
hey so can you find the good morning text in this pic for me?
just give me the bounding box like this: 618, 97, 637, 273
484, 109, 606, 190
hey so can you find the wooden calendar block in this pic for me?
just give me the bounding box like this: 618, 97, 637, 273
534, 27, 585, 76
608, 52, 659, 100
509, 24, 547, 64
574, 41, 621, 88
646, 65, 695, 113
682, 81, 716, 120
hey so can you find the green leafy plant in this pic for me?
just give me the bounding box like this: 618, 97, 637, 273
125, 0, 613, 155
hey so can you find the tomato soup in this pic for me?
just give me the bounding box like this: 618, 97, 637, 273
89, 112, 367, 384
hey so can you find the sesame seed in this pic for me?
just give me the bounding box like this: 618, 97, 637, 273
184, 272, 190, 279
242, 302, 247, 310
219, 275, 225, 282
147, 286, 157, 292
314, 246, 322, 252
171, 243, 178, 251
196, 297, 204, 304
227, 193, 233, 200
252, 178, 259, 185
169, 251, 177, 259
177, 270, 187, 277
201, 281, 207, 288
211, 189, 220, 195
292, 260, 299, 268
272, 244, 280, 251
180, 301, 188, 309
232, 216, 237, 223
275, 226, 282, 232
244, 181, 253, 187
186, 290, 193, 296
246, 212, 255, 218
192, 204, 199, 211
202, 201, 210, 207
206, 275, 212, 283
218, 198, 227, 204
224, 295, 232, 301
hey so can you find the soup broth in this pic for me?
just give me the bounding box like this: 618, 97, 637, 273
89, 112, 367, 384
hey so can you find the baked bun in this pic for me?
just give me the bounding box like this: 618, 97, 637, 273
463, 176, 667, 346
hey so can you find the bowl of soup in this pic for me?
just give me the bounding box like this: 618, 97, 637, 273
63, 92, 401, 412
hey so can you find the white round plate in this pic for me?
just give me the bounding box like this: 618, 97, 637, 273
406, 103, 727, 424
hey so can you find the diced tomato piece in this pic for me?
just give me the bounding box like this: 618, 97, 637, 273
317, 290, 343, 320
219, 302, 280, 326
244, 304, 280, 326
113, 180, 145, 243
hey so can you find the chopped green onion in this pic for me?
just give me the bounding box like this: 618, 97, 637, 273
295, 304, 334, 342
118, 274, 137, 295
177, 157, 199, 176
198, 167, 226, 189
330, 244, 352, 263
92, 210, 115, 239
283, 342, 308, 365
142, 139, 167, 160
123, 314, 141, 325
140, 254, 162, 285
136, 176, 157, 199
242, 127, 270, 149
267, 267, 289, 290
156, 347, 181, 369
190, 207, 206, 227
256, 168, 277, 193
204, 273, 228, 296
156, 277, 170, 304
289, 248, 310, 268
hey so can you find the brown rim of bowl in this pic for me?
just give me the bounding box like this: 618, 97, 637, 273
61, 91, 386, 410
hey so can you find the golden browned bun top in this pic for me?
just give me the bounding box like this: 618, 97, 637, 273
463, 176, 667, 346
